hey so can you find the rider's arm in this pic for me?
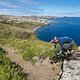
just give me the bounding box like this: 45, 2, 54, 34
50, 39, 53, 43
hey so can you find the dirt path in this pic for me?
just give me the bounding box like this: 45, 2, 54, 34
2, 45, 61, 80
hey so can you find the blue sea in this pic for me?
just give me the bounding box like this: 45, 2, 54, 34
35, 17, 80, 45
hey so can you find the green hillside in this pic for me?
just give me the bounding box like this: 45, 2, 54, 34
0, 17, 78, 80
0, 22, 54, 61
0, 47, 28, 80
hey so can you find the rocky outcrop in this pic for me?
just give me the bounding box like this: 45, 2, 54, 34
60, 60, 80, 80
59, 51, 80, 80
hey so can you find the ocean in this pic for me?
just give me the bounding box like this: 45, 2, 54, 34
35, 17, 80, 45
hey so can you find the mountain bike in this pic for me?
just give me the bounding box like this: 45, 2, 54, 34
50, 47, 75, 64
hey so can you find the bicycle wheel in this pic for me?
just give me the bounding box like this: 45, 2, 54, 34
51, 55, 58, 64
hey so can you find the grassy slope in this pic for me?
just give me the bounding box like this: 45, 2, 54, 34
0, 22, 55, 80
0, 22, 77, 60
0, 47, 28, 80
1, 21, 45, 31
0, 20, 78, 80
0, 22, 55, 61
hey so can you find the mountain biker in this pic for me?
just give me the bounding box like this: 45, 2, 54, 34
50, 37, 75, 55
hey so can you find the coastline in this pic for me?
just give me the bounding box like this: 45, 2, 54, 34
32, 21, 52, 32
32, 26, 41, 32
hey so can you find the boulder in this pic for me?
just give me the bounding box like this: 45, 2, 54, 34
33, 56, 40, 61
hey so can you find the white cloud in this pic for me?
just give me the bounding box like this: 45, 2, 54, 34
0, 0, 45, 16
0, 8, 44, 16
0, 9, 25, 16
0, 1, 21, 8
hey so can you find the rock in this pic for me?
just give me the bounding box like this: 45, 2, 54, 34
60, 60, 80, 80
42, 57, 53, 68
42, 57, 50, 65
78, 46, 80, 50
34, 57, 53, 68
35, 61, 42, 67
33, 56, 40, 61
33, 56, 43, 67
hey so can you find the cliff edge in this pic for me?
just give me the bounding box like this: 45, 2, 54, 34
59, 51, 80, 80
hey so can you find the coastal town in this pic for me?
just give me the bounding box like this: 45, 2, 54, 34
0, 15, 57, 24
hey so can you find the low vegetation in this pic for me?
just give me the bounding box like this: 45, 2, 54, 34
0, 47, 28, 80
0, 23, 32, 39
0, 36, 54, 60
0, 21, 54, 61
0, 20, 45, 30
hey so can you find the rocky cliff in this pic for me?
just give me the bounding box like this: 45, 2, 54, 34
59, 51, 80, 80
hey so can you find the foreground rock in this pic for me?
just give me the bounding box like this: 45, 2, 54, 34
60, 60, 80, 80
59, 51, 80, 80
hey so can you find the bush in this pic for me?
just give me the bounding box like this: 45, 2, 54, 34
23, 50, 35, 61
0, 47, 6, 54
15, 31, 32, 39
72, 43, 78, 50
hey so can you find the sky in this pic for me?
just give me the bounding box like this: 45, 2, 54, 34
0, 0, 80, 17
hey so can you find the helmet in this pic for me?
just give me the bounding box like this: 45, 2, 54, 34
52, 37, 58, 43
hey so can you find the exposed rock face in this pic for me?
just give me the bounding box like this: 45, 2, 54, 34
33, 56, 53, 68
60, 60, 80, 80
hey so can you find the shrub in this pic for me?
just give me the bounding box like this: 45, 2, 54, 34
23, 50, 35, 61
15, 31, 32, 39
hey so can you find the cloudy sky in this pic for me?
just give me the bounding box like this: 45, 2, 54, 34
0, 0, 80, 16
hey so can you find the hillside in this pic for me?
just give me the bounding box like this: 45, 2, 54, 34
0, 15, 60, 80
0, 15, 79, 80
0, 15, 54, 60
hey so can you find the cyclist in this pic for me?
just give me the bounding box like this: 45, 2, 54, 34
50, 37, 75, 55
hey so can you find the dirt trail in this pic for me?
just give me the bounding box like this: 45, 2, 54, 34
2, 45, 61, 80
